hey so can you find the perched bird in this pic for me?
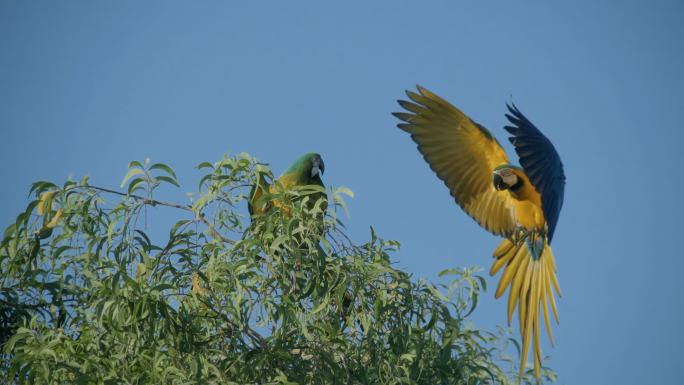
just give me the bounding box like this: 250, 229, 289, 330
248, 164, 273, 218
394, 86, 565, 380
248, 152, 327, 230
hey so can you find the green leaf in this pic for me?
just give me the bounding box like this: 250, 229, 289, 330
170, 219, 192, 236
151, 283, 174, 292
335, 186, 354, 198
269, 234, 290, 253
334, 194, 350, 217
464, 290, 478, 317
438, 267, 462, 277
120, 168, 145, 188
476, 275, 487, 292
156, 175, 180, 188
35, 226, 53, 240
107, 218, 118, 241
29, 181, 58, 197
150, 162, 178, 180
311, 298, 329, 315
428, 285, 449, 302
127, 177, 146, 195
3, 327, 31, 353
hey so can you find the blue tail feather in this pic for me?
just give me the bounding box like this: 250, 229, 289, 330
526, 233, 545, 260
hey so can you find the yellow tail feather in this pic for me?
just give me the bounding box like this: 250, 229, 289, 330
490, 236, 561, 380
490, 239, 516, 275
495, 245, 527, 298
540, 265, 555, 346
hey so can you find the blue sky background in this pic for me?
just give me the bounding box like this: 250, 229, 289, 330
2, 1, 682, 383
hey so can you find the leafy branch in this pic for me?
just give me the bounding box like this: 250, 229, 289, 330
66, 184, 235, 245
0, 153, 555, 384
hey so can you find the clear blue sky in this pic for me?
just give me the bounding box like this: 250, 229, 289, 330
1, 1, 682, 384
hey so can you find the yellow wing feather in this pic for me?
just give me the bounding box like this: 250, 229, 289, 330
395, 86, 517, 236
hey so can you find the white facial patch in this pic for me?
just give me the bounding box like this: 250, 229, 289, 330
502, 173, 518, 186
495, 168, 517, 187
497, 168, 513, 177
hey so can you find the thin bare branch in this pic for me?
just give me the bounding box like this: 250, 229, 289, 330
67, 185, 235, 244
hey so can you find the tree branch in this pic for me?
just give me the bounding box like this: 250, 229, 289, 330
67, 185, 235, 244
196, 296, 267, 350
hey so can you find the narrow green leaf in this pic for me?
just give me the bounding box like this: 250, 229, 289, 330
150, 162, 178, 180
29, 181, 57, 197
438, 268, 462, 277
335, 186, 355, 198
120, 168, 145, 188
151, 283, 174, 292
156, 175, 180, 188
127, 177, 146, 195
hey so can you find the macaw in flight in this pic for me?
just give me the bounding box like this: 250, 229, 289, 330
394, 86, 565, 380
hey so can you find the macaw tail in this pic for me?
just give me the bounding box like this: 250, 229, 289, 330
490, 234, 561, 380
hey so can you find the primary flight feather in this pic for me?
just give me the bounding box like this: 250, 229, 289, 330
394, 86, 565, 380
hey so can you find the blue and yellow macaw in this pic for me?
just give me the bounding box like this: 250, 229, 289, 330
394, 86, 565, 379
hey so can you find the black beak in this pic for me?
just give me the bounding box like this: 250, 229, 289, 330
493, 174, 506, 191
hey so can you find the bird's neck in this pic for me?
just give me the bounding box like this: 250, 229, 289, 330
509, 172, 541, 205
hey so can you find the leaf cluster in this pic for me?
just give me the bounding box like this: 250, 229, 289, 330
0, 153, 550, 384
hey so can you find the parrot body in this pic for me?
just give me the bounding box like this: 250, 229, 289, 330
500, 167, 545, 231
394, 86, 565, 380
249, 152, 326, 221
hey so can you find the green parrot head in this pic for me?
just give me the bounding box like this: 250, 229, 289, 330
283, 152, 325, 185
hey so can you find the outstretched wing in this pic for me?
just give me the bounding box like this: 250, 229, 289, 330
394, 86, 517, 237
504, 104, 566, 241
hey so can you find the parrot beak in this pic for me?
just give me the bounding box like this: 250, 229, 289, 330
311, 156, 325, 178
311, 166, 321, 178
493, 173, 507, 191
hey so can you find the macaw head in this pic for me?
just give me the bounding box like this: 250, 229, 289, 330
492, 165, 523, 191
286, 152, 325, 183
309, 153, 325, 179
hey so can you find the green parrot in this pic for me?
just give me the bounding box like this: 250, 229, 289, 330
248, 152, 327, 227
249, 153, 352, 323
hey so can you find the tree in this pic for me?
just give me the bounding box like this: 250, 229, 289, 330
0, 153, 555, 384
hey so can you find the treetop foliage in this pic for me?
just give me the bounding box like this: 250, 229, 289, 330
0, 153, 555, 384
